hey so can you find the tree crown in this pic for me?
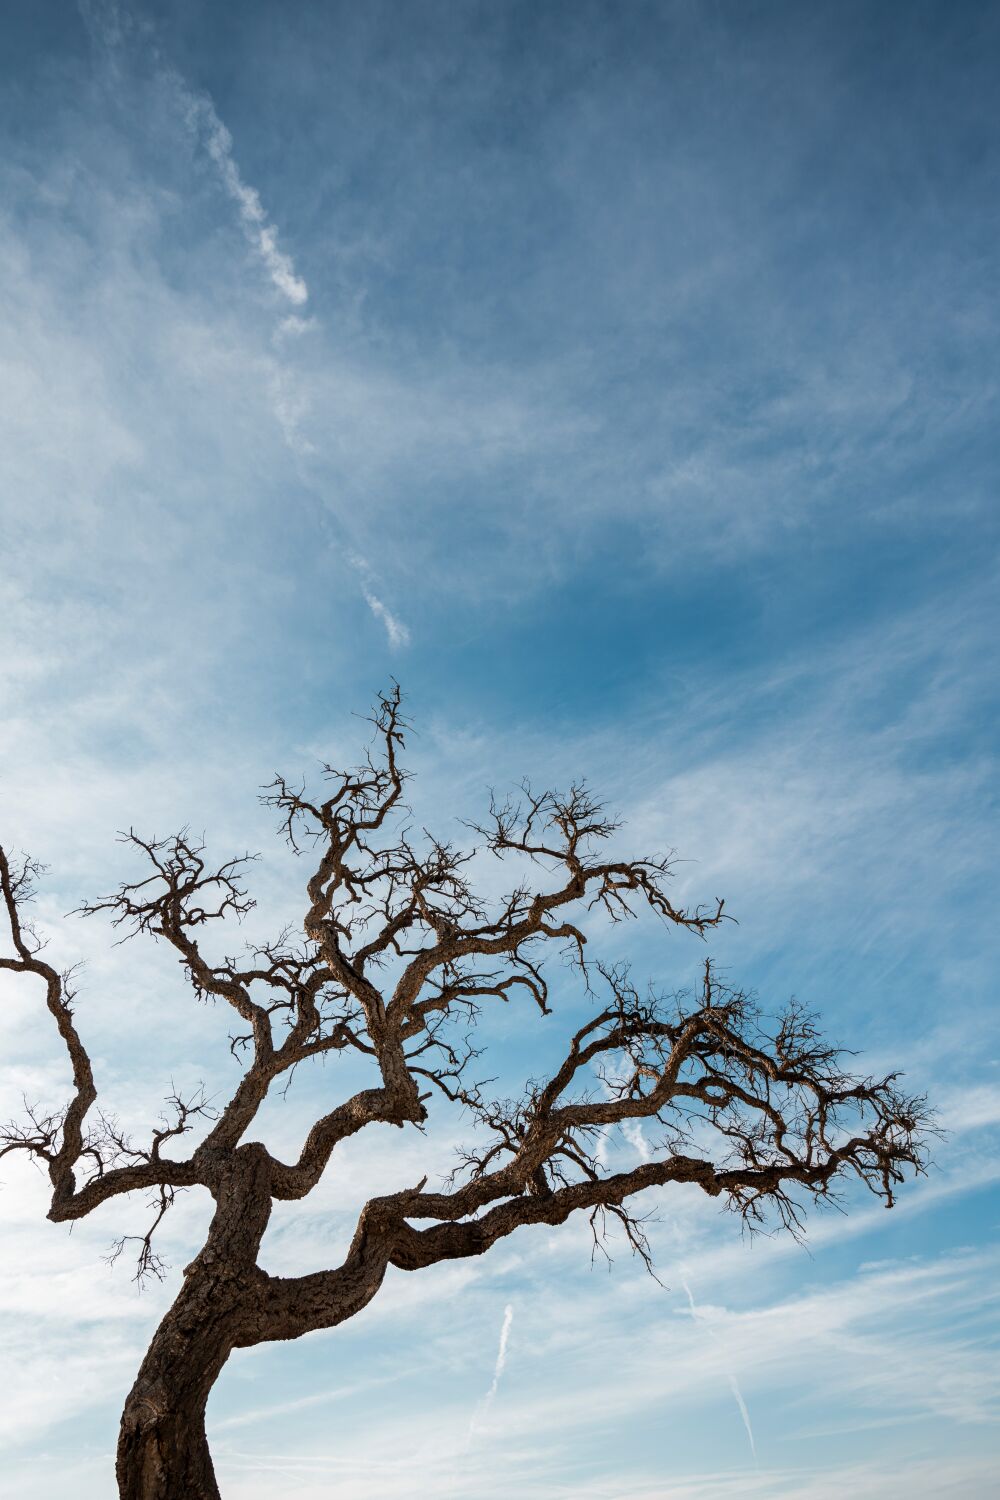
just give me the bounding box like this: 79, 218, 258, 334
1, 687, 931, 1293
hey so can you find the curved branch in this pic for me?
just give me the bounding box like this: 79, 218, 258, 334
5, 688, 932, 1341
2, 845, 97, 1211
1, 845, 206, 1221
268, 1086, 404, 1200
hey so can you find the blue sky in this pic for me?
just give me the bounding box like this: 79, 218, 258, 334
1, 1, 998, 1496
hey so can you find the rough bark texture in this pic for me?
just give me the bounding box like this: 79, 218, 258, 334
0, 690, 933, 1499
117, 1307, 227, 1500
117, 1146, 273, 1499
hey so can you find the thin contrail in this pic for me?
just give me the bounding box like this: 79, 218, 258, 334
192, 100, 309, 307
468, 1302, 514, 1441
682, 1278, 757, 1462
80, 0, 412, 648
487, 1302, 514, 1404
727, 1373, 758, 1460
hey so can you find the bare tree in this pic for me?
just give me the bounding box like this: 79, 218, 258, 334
0, 688, 930, 1500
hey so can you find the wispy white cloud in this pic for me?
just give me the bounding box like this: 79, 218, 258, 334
267, 365, 317, 458
275, 314, 318, 341
937, 1082, 1000, 1133
199, 1247, 1000, 1498
213, 1371, 407, 1433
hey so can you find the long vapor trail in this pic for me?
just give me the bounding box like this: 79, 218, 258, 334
487, 1303, 514, 1404
192, 100, 309, 307
80, 0, 413, 647
468, 1302, 514, 1442
682, 1278, 758, 1462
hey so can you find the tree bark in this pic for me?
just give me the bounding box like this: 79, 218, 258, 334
117, 1360, 223, 1499
116, 1270, 235, 1500
117, 1147, 273, 1500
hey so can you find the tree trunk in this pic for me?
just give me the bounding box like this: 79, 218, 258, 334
117, 1146, 274, 1500
116, 1277, 234, 1500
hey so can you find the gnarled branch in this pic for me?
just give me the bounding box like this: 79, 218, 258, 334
4, 690, 931, 1352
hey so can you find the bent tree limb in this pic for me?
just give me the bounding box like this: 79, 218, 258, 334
0, 688, 932, 1500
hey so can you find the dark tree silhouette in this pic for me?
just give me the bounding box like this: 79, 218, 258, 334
0, 689, 930, 1499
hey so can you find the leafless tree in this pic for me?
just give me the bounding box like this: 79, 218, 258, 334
0, 688, 931, 1499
